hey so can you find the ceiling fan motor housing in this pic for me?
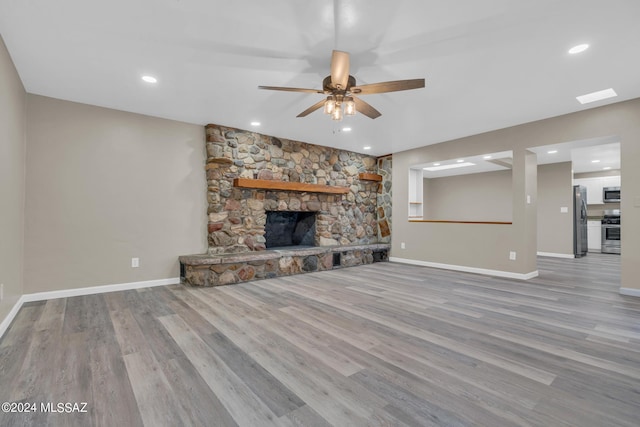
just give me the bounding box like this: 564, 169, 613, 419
323, 75, 356, 93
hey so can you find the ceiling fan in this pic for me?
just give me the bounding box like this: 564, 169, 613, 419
259, 50, 425, 120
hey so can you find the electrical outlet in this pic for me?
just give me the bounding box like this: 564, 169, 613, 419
131, 258, 140, 268
401, 242, 406, 249
509, 251, 517, 261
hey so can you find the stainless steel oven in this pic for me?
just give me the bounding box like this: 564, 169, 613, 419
601, 209, 621, 254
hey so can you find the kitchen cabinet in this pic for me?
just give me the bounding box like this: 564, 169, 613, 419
587, 220, 601, 252
574, 176, 620, 205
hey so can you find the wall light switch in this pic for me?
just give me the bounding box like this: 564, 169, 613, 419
527, 195, 531, 204
509, 251, 517, 261
401, 242, 406, 249
131, 258, 140, 268
560, 207, 569, 213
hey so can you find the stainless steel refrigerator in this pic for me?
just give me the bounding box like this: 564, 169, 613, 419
573, 185, 588, 257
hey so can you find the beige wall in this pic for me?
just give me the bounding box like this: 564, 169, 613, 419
24, 95, 207, 293
393, 98, 640, 290
423, 170, 513, 222
537, 162, 573, 256
0, 35, 26, 322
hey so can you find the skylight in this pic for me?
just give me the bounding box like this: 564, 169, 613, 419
576, 88, 617, 104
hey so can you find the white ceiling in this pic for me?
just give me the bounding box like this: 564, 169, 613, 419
416, 151, 513, 179
2, 0, 639, 157
530, 136, 621, 173
415, 136, 621, 178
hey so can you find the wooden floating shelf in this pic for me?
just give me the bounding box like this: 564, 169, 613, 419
409, 219, 512, 225
233, 178, 350, 194
358, 172, 383, 182
206, 158, 233, 168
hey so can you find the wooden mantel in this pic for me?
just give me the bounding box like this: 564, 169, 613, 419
233, 178, 350, 194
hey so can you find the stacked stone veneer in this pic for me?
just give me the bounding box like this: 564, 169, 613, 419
179, 123, 392, 287
377, 155, 392, 242
205, 124, 381, 254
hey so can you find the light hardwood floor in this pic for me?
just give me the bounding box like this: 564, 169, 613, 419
1, 254, 639, 426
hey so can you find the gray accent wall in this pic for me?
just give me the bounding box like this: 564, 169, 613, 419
0, 35, 26, 322
24, 95, 207, 293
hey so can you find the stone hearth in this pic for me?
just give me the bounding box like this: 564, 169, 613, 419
180, 243, 390, 286
179, 123, 392, 287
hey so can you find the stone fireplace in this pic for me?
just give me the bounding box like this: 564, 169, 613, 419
179, 124, 392, 286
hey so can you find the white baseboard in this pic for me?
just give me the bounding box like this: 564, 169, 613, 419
0, 297, 26, 342
20, 277, 181, 303
537, 252, 575, 259
389, 257, 538, 280
0, 277, 180, 339
619, 287, 640, 298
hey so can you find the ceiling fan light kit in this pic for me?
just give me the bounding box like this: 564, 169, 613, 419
344, 97, 356, 116
323, 94, 356, 121
331, 104, 343, 121
324, 96, 336, 115
259, 50, 425, 121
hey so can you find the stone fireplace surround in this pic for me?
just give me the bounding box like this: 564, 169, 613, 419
179, 124, 391, 286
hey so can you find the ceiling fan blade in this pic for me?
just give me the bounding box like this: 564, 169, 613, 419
351, 78, 425, 95
258, 85, 323, 94
297, 99, 326, 117
353, 97, 382, 119
330, 50, 350, 89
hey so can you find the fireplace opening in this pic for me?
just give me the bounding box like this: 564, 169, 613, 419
265, 211, 316, 249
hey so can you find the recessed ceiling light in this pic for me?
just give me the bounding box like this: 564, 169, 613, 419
250, 121, 261, 126
423, 162, 476, 172
433, 163, 441, 166
483, 155, 492, 159
568, 44, 589, 54
363, 146, 371, 150
547, 150, 558, 154
591, 159, 600, 163
456, 159, 465, 163
342, 127, 352, 132
576, 88, 617, 104
603, 167, 612, 170
141, 75, 157, 83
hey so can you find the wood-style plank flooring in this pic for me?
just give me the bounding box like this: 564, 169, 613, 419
1, 254, 640, 426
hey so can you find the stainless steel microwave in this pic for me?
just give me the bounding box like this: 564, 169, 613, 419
603, 186, 620, 203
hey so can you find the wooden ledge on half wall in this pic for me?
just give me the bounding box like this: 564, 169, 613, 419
233, 178, 350, 194
409, 219, 513, 225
